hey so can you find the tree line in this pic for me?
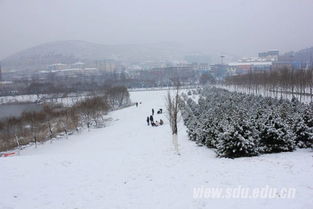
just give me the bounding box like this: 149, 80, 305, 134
224, 67, 313, 102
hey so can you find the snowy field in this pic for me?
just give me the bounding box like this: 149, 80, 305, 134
0, 90, 312, 209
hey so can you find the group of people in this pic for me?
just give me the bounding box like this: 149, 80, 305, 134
147, 108, 164, 127
135, 102, 142, 107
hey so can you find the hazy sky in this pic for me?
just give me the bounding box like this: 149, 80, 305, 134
0, 0, 313, 59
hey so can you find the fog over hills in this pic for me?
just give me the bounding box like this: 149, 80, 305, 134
2, 39, 311, 72
1, 40, 194, 71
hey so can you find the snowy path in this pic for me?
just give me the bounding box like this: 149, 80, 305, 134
1, 90, 313, 209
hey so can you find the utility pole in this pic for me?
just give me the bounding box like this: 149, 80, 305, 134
0, 62, 2, 82
220, 55, 225, 65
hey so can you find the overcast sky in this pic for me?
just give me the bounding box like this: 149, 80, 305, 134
0, 0, 313, 59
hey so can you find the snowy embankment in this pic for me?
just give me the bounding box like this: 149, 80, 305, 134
0, 90, 312, 209
0, 93, 93, 106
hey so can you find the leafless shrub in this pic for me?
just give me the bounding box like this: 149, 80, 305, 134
0, 86, 129, 152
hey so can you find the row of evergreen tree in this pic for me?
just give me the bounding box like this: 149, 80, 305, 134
179, 87, 313, 158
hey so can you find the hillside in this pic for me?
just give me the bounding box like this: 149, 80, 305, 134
292, 47, 313, 64
0, 90, 312, 209
1, 40, 188, 71
280, 47, 313, 64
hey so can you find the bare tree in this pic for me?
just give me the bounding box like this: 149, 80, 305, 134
165, 79, 181, 155
106, 86, 130, 109
22, 111, 46, 148
225, 67, 313, 102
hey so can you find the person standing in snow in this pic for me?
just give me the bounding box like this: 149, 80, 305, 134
146, 116, 150, 126
152, 108, 154, 115
136, 102, 138, 107
150, 115, 154, 123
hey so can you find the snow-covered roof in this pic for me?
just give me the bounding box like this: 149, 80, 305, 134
0, 81, 13, 84
72, 62, 84, 65
49, 63, 66, 66
229, 62, 272, 66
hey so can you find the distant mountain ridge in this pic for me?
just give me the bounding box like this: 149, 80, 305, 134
3, 40, 312, 72
1, 40, 188, 71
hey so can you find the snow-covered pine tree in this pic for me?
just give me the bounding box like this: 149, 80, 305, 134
201, 119, 220, 148
185, 116, 200, 141
216, 119, 258, 158
259, 114, 296, 153
216, 106, 258, 158
303, 103, 313, 128
298, 103, 313, 148
292, 115, 313, 148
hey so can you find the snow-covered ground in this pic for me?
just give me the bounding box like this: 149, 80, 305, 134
0, 90, 312, 209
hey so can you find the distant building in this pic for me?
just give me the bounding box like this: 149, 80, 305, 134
273, 53, 308, 70
225, 50, 279, 75
95, 60, 116, 73
258, 50, 279, 60
272, 60, 303, 70
228, 61, 272, 74
177, 62, 209, 71
127, 65, 143, 71
48, 63, 67, 71
137, 66, 197, 85
210, 64, 228, 79
71, 61, 85, 69
198, 63, 209, 71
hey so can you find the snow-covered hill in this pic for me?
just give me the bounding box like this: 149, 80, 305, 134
0, 90, 312, 209
1, 40, 187, 71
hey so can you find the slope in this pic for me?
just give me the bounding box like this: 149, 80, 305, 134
0, 90, 312, 209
